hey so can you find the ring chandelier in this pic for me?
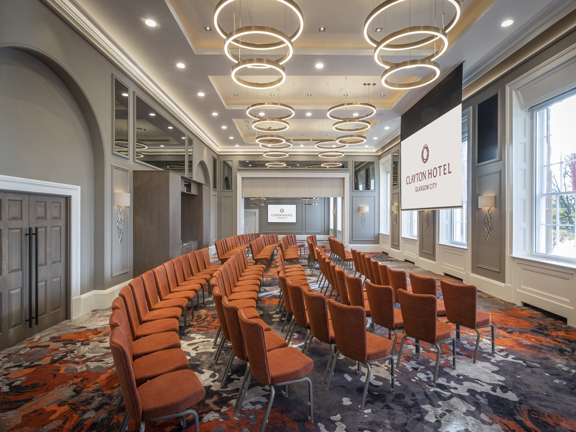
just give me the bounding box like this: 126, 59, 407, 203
336, 135, 367, 146
246, 102, 295, 120
259, 141, 293, 149
321, 161, 343, 168
327, 102, 377, 121
252, 118, 290, 132
315, 140, 347, 150
256, 135, 288, 145
266, 161, 287, 167
224, 26, 294, 66
232, 58, 287, 90
263, 151, 289, 158
332, 119, 371, 133
319, 151, 345, 158
381, 59, 441, 90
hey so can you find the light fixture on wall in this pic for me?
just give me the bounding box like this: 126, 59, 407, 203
359, 205, 369, 227
114, 192, 131, 244
478, 195, 496, 242
392, 204, 399, 229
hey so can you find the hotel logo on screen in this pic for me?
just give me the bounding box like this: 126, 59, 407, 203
268, 205, 297, 223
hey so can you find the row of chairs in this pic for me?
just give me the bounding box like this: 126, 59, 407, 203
108, 248, 224, 431
215, 233, 261, 262
210, 249, 314, 432
306, 234, 330, 270
328, 236, 353, 267
249, 234, 279, 270
279, 234, 305, 262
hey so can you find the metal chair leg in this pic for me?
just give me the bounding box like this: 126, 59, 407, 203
452, 338, 456, 367
119, 412, 130, 432
433, 343, 441, 386
114, 394, 124, 415
391, 330, 398, 354
305, 377, 314, 421
282, 313, 292, 333
473, 329, 481, 364
389, 357, 395, 392
322, 345, 335, 386
286, 319, 296, 346
214, 337, 225, 363
260, 385, 276, 432
235, 363, 251, 409
396, 334, 407, 366
456, 324, 461, 341
325, 349, 339, 390
360, 362, 371, 412
491, 324, 495, 352
221, 351, 235, 387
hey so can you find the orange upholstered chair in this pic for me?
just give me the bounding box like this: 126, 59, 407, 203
326, 300, 395, 411
285, 280, 312, 348
365, 282, 404, 352
378, 262, 391, 286
350, 249, 362, 277
152, 265, 197, 305
302, 289, 337, 385
344, 273, 371, 318
387, 267, 409, 302
334, 267, 350, 305
440, 280, 495, 363
110, 326, 205, 432
130, 276, 188, 328
237, 310, 314, 431
370, 259, 382, 285
112, 297, 179, 340
139, 272, 188, 311
409, 273, 446, 316
396, 290, 455, 386
120, 286, 182, 326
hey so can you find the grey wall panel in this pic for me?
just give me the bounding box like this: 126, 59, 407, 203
419, 210, 436, 260
391, 192, 400, 249
221, 195, 234, 239
111, 165, 130, 276
474, 170, 503, 274
351, 195, 377, 242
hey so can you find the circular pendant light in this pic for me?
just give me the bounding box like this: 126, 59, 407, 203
321, 161, 343, 168
224, 26, 294, 65
232, 58, 286, 90
263, 150, 289, 158
374, 26, 448, 69
315, 140, 347, 150
336, 135, 367, 145
252, 118, 290, 132
246, 102, 295, 120
259, 142, 293, 150
214, 0, 304, 49
266, 161, 287, 167
332, 119, 371, 133
381, 59, 441, 90
363, 0, 460, 49
256, 135, 287, 145
306, 164, 328, 169
327, 102, 376, 121
319, 151, 345, 158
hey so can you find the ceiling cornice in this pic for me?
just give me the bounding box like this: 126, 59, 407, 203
462, 0, 576, 89
42, 0, 220, 153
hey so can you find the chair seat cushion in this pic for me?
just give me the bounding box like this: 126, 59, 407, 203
236, 278, 260, 285
140, 369, 206, 421
142, 307, 182, 323
132, 332, 181, 360
133, 348, 190, 386
268, 347, 314, 384
232, 284, 259, 293
184, 277, 207, 285
265, 331, 288, 351
242, 308, 261, 320
151, 298, 188, 311
230, 298, 257, 309
366, 332, 393, 361
476, 311, 491, 327
172, 284, 201, 293
229, 292, 258, 302
436, 300, 447, 317
134, 319, 179, 339
436, 321, 453, 342
284, 264, 302, 269
165, 291, 195, 302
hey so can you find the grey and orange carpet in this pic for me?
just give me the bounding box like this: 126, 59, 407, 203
1, 253, 576, 431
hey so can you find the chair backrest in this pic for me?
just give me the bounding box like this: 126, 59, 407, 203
307, 238, 317, 261
344, 273, 366, 309
278, 273, 293, 314
397, 290, 438, 344
302, 289, 331, 344
194, 250, 207, 271
387, 267, 408, 302
328, 263, 340, 298
334, 267, 350, 305
238, 310, 271, 386
152, 265, 171, 300
128, 278, 151, 322
212, 285, 231, 341
222, 297, 248, 361
119, 286, 142, 335
163, 261, 180, 290
351, 249, 361, 275
364, 255, 376, 282
173, 256, 189, 285
440, 280, 478, 328
286, 280, 308, 328
370, 259, 382, 285
409, 273, 437, 297
109, 326, 142, 423
109, 301, 134, 341
327, 300, 367, 363
377, 262, 390, 286
365, 282, 395, 330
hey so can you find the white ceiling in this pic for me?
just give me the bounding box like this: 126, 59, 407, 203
71, 0, 575, 155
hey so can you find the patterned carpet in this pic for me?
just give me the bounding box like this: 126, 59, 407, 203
1, 252, 576, 432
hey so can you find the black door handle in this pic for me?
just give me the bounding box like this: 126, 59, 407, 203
34, 227, 39, 326
25, 228, 33, 328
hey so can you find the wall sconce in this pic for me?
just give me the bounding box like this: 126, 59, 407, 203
358, 205, 369, 227
478, 195, 496, 242
115, 192, 131, 244
391, 204, 399, 229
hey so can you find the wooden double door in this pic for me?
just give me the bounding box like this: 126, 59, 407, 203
0, 192, 68, 350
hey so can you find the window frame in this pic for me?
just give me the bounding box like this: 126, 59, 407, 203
401, 210, 418, 240
380, 157, 391, 235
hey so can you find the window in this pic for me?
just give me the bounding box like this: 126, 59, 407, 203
380, 159, 390, 234
534, 92, 576, 260
336, 197, 342, 233
329, 197, 334, 230
402, 210, 418, 239
440, 114, 469, 246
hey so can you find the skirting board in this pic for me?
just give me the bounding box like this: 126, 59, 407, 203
469, 273, 513, 303
71, 282, 125, 319
348, 244, 381, 253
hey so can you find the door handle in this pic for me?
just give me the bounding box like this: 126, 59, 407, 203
25, 228, 33, 328
34, 227, 39, 326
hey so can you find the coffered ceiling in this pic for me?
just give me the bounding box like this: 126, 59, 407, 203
53, 0, 576, 155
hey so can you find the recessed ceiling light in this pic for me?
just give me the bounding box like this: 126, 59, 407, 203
121, 92, 128, 97
296, 164, 300, 166
380, 94, 385, 97
352, 113, 359, 117
385, 126, 390, 130
270, 93, 275, 96
315, 63, 324, 69
306, 112, 312, 116
501, 19, 513, 27
145, 19, 157, 27
319, 27, 326, 32
160, 144, 165, 147
246, 161, 249, 162
235, 144, 239, 147
229, 136, 233, 139
149, 113, 155, 116
307, 93, 312, 96
222, 126, 227, 129
259, 112, 265, 116
176, 63, 185, 69
300, 144, 304, 147
248, 164, 252, 166
168, 126, 173, 129
212, 112, 218, 116
373, 137, 378, 140
182, 136, 185, 139
375, 27, 383, 33
343, 93, 349, 97
205, 26, 212, 31
365, 145, 369, 148
233, 93, 238, 96
198, 92, 205, 97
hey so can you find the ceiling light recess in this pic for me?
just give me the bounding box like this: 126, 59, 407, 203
145, 19, 157, 27
336, 135, 367, 145
327, 102, 376, 121
501, 19, 513, 27
315, 140, 347, 150
381, 59, 441, 90
252, 118, 290, 132
263, 151, 289, 158
246, 102, 295, 120
333, 119, 371, 133
319, 151, 345, 158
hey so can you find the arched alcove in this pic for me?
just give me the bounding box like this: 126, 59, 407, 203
194, 159, 211, 186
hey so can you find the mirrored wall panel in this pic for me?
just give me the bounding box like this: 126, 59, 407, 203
354, 161, 375, 190
222, 160, 233, 190
113, 78, 130, 157
135, 96, 186, 175
237, 160, 348, 169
